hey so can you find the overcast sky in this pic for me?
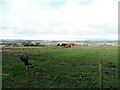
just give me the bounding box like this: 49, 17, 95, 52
0, 0, 118, 40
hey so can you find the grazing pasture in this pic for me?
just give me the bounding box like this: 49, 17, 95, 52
2, 46, 118, 88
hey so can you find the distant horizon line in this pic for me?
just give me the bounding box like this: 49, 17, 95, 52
0, 39, 118, 41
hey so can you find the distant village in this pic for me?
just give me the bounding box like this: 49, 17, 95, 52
0, 40, 118, 48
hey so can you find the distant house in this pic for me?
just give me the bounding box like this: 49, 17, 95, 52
0, 45, 6, 47
80, 43, 89, 46
16, 43, 23, 46
35, 43, 40, 46
106, 43, 112, 46
98, 43, 112, 46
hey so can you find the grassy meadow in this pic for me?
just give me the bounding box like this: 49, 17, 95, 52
2, 45, 118, 88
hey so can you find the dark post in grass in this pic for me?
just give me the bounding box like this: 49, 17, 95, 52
99, 59, 103, 90
20, 53, 32, 88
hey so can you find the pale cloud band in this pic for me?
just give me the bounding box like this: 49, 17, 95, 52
0, 0, 118, 40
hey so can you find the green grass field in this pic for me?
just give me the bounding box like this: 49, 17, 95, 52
2, 46, 118, 88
